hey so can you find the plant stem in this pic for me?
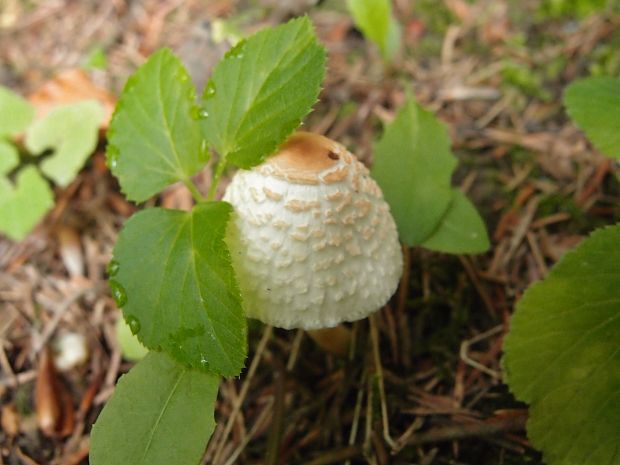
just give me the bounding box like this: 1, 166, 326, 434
207, 158, 227, 200
183, 178, 207, 203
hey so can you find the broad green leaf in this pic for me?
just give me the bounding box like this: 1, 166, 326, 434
111, 202, 246, 376
90, 351, 219, 465
0, 140, 19, 175
347, 0, 401, 60
107, 49, 208, 202
0, 166, 54, 241
371, 95, 457, 246
25, 101, 104, 187
565, 76, 620, 160
421, 190, 489, 254
201, 16, 326, 169
503, 224, 620, 465
0, 86, 34, 137
116, 317, 148, 361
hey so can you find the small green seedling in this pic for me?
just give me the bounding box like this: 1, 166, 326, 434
0, 87, 103, 240
503, 76, 620, 465
347, 0, 401, 62
91, 16, 489, 465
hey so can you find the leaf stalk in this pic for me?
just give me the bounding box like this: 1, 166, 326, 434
183, 178, 207, 203
207, 158, 227, 201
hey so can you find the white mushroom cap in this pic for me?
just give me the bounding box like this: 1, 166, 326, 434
224, 132, 403, 330
52, 331, 89, 372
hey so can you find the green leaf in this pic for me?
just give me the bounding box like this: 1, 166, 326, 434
347, 0, 401, 60
503, 224, 620, 465
371, 95, 457, 246
565, 76, 620, 160
111, 202, 246, 376
0, 140, 19, 175
0, 166, 54, 241
116, 317, 149, 361
25, 101, 104, 187
0, 86, 34, 137
83, 46, 108, 71
90, 351, 219, 465
421, 190, 489, 254
107, 49, 208, 202
201, 16, 326, 169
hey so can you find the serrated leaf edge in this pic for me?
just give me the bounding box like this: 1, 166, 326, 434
106, 48, 205, 202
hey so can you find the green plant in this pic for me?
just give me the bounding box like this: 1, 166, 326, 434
91, 16, 489, 464
346, 0, 401, 62
564, 76, 620, 161
537, 0, 611, 18
503, 76, 620, 465
0, 88, 103, 240
372, 94, 490, 253
90, 17, 327, 465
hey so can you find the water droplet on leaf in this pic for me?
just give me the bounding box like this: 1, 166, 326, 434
199, 109, 209, 119
226, 40, 246, 59
204, 80, 216, 98
126, 315, 141, 335
107, 259, 120, 276
109, 280, 127, 307
107, 148, 119, 170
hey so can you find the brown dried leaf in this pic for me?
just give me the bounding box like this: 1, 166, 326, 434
444, 0, 473, 22
1, 404, 20, 437
35, 348, 75, 437
28, 69, 116, 129
56, 226, 84, 278
161, 184, 194, 212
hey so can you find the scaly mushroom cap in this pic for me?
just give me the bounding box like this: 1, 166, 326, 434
224, 132, 403, 330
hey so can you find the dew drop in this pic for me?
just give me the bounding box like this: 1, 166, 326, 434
199, 109, 209, 119
109, 279, 127, 307
107, 148, 119, 170
226, 40, 246, 59
204, 80, 216, 98
107, 259, 120, 277
190, 106, 201, 120
126, 315, 141, 335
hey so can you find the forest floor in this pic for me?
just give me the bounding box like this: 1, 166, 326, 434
1, 0, 619, 464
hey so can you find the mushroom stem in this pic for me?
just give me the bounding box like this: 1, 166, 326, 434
306, 325, 351, 358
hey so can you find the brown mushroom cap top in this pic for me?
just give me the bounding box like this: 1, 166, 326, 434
258, 132, 352, 185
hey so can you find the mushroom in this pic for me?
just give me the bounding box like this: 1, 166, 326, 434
224, 132, 403, 351
52, 331, 89, 372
